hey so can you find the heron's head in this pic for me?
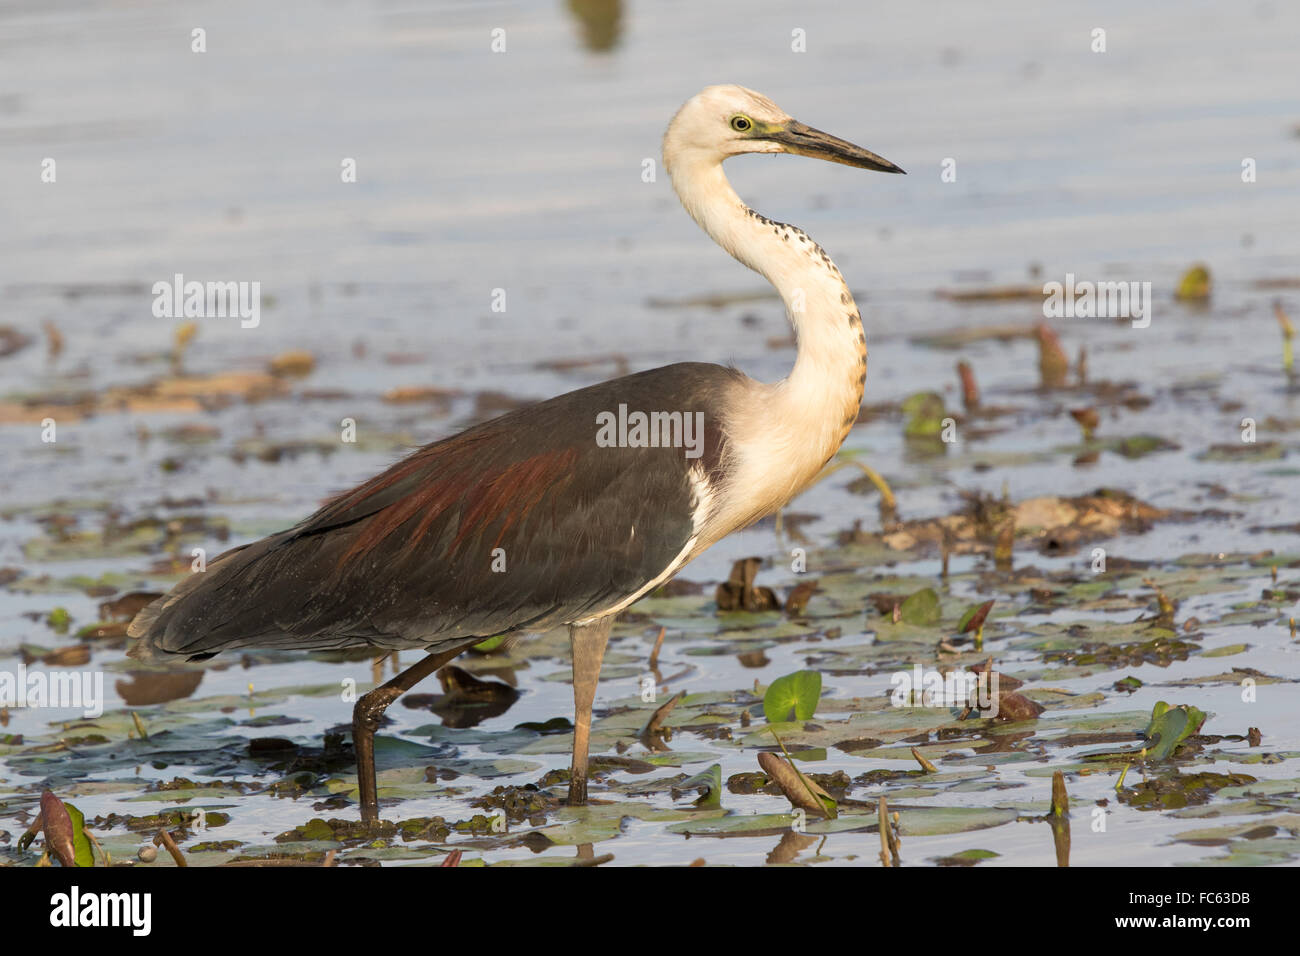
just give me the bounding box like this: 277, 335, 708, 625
663, 84, 904, 176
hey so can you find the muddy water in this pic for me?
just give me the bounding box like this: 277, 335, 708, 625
1, 1, 1299, 865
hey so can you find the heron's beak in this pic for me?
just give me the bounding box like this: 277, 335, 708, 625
772, 120, 905, 174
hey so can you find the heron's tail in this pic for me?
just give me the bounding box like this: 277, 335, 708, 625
126, 540, 261, 661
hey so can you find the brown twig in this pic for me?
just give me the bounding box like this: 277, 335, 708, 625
956, 360, 979, 410
911, 746, 938, 773
153, 828, 187, 867
640, 691, 683, 737
648, 626, 666, 670
1050, 770, 1069, 818
877, 797, 900, 866
85, 828, 110, 868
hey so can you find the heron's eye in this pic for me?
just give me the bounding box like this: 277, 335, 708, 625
730, 115, 752, 132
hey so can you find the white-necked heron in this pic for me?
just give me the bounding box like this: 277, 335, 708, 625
128, 85, 904, 825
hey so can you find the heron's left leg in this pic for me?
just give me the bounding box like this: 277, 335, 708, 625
568, 616, 614, 806
354, 644, 466, 826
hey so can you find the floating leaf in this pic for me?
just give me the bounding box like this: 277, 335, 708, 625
763, 670, 822, 724
1141, 701, 1208, 760
666, 805, 1018, 838
1111, 435, 1179, 459
899, 588, 941, 626
672, 764, 723, 809
935, 848, 999, 866
1198, 442, 1285, 463
902, 392, 947, 438
988, 691, 1045, 723
757, 751, 837, 819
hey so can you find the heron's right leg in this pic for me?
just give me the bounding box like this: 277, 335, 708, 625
353, 645, 465, 826
568, 616, 614, 806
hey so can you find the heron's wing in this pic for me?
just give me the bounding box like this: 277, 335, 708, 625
128, 363, 739, 658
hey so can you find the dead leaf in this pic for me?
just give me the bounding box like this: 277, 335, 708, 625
756, 750, 836, 819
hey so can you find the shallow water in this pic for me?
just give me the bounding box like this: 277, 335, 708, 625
1, 0, 1299, 866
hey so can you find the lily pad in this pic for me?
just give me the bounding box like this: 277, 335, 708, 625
762, 670, 822, 724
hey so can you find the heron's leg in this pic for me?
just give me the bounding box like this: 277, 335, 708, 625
354, 645, 465, 826
568, 616, 614, 806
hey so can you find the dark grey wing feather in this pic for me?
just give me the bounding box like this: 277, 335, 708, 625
128, 363, 737, 660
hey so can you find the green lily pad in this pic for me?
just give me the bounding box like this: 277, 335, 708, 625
666, 805, 1018, 838
672, 764, 723, 809
900, 588, 942, 626
763, 670, 822, 724
1142, 702, 1209, 760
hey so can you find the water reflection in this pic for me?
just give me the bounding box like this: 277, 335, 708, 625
401, 664, 520, 728
565, 0, 622, 52
115, 670, 204, 706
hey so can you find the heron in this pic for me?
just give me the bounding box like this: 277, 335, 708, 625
127, 85, 904, 825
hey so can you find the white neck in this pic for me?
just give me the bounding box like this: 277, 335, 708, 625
669, 154, 868, 535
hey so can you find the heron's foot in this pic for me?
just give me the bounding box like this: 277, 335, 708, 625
567, 773, 589, 807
